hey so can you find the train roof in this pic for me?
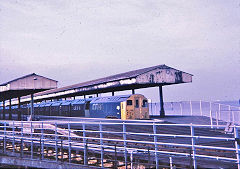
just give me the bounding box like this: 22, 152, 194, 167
71, 99, 86, 105
91, 95, 132, 103
51, 101, 62, 106
60, 100, 72, 106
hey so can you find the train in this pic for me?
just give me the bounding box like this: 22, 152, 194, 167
0, 94, 150, 120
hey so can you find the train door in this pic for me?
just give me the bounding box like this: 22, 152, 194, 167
126, 99, 134, 119
134, 97, 140, 119
121, 102, 127, 120
85, 101, 90, 117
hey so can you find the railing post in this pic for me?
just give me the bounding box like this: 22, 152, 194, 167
190, 101, 193, 116
130, 150, 133, 169
61, 139, 63, 162
153, 122, 158, 169
99, 122, 104, 168
234, 126, 240, 169
114, 144, 117, 168
31, 121, 33, 159
55, 122, 58, 161
239, 107, 240, 124
82, 123, 87, 165
190, 124, 197, 169
21, 138, 23, 158
210, 102, 213, 128
218, 104, 221, 121
228, 105, 231, 123
41, 122, 44, 160
12, 121, 15, 153
123, 122, 127, 168
40, 138, 42, 160
68, 122, 71, 163
200, 100, 203, 116
84, 140, 88, 165
180, 102, 183, 116
4, 122, 6, 153
169, 156, 173, 169
232, 111, 235, 124
21, 121, 23, 157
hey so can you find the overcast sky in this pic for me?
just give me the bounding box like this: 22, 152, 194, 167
0, 0, 239, 102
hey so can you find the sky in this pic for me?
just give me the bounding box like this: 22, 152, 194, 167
0, 0, 240, 102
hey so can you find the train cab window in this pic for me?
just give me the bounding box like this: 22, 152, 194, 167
135, 100, 139, 108
127, 100, 132, 106
142, 100, 148, 107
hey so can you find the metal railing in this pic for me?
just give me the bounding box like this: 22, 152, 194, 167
150, 101, 240, 125
0, 120, 239, 168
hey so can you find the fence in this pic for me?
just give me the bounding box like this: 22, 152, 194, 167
0, 120, 239, 168
150, 101, 240, 125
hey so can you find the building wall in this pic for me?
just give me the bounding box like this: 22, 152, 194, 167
136, 68, 192, 84
9, 75, 57, 90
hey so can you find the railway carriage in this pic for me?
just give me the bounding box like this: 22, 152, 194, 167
60, 100, 72, 116
90, 94, 149, 119
70, 99, 86, 117
0, 94, 150, 120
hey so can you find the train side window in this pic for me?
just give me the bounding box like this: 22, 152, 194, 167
85, 101, 90, 110
135, 99, 139, 108
127, 100, 132, 106
142, 100, 148, 107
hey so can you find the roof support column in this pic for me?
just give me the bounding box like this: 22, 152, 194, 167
132, 89, 135, 94
112, 91, 114, 96
159, 85, 165, 117
30, 93, 34, 120
96, 93, 99, 97
18, 97, 21, 121
9, 99, 12, 120
3, 100, 5, 120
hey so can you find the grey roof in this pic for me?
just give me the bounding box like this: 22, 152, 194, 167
91, 95, 132, 103
71, 99, 87, 105
0, 73, 58, 86
34, 64, 191, 97
61, 100, 72, 106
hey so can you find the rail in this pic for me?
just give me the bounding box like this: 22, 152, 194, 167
0, 120, 239, 168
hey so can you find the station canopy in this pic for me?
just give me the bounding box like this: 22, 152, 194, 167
24, 64, 193, 102
0, 73, 58, 102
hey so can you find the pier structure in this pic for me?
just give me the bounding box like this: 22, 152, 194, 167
0, 65, 193, 118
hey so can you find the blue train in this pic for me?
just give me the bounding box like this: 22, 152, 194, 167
0, 94, 150, 120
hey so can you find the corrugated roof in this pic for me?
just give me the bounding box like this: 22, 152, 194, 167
34, 64, 181, 96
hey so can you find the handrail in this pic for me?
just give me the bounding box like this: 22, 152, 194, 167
0, 120, 238, 168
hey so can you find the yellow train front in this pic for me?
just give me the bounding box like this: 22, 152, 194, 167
89, 94, 149, 120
